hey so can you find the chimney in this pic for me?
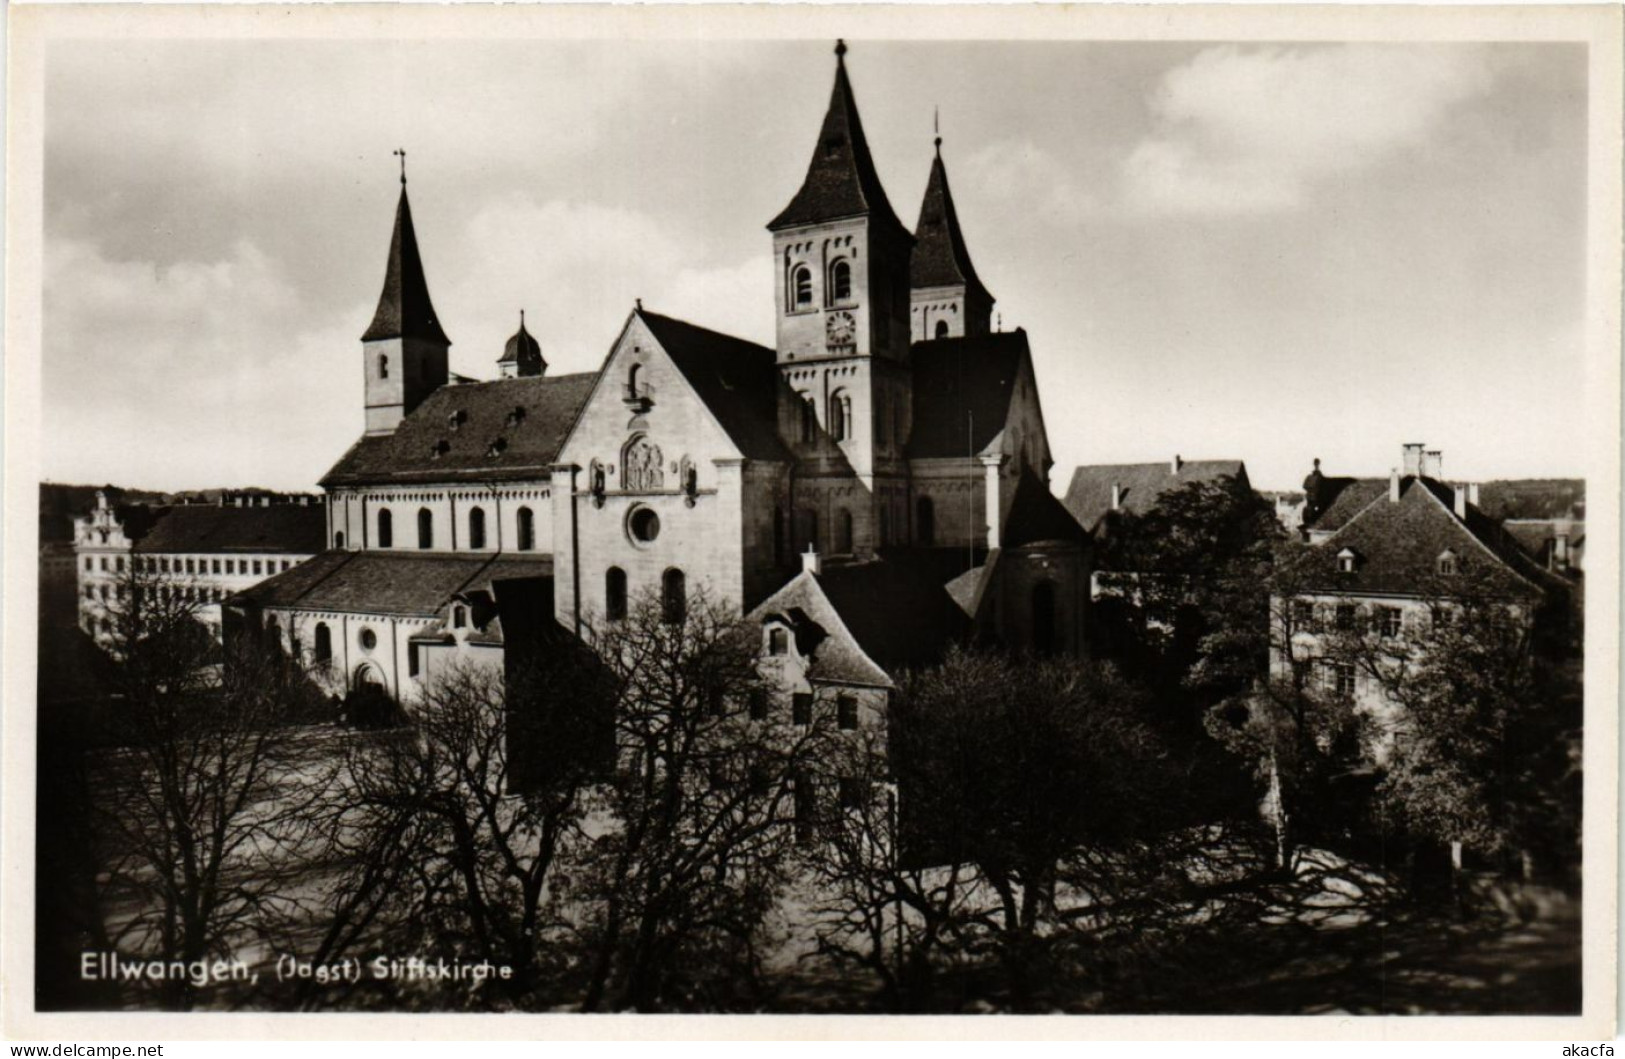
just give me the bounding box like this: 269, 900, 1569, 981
1110, 483, 1123, 511
1469, 482, 1480, 506
1401, 443, 1425, 477
1423, 449, 1444, 480
800, 545, 821, 577
1453, 485, 1468, 519
1389, 467, 1401, 503
1171, 454, 1183, 474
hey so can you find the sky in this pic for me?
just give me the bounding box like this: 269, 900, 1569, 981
42, 38, 1588, 493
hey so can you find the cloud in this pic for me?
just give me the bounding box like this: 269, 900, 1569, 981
1122, 45, 1496, 216
959, 139, 1107, 228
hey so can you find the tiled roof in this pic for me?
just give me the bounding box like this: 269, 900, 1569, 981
910, 147, 990, 301
1062, 460, 1247, 533
320, 372, 596, 486
361, 187, 450, 346
1304, 477, 1386, 533
131, 504, 326, 555
1280, 478, 1543, 600
907, 330, 1029, 459
1475, 479, 1586, 521
1002, 470, 1089, 548
768, 46, 909, 240
230, 551, 554, 618
1503, 519, 1585, 564
637, 310, 793, 462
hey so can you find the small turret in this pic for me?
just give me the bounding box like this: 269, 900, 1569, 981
498, 310, 546, 379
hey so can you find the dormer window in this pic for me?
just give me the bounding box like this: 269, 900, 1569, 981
448, 410, 467, 431
487, 438, 507, 457
1336, 547, 1359, 574
506, 406, 527, 427
452, 605, 467, 629
768, 626, 789, 656
430, 439, 450, 459
1437, 550, 1459, 575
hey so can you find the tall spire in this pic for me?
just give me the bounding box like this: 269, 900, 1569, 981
768, 40, 908, 238
910, 135, 990, 304
362, 182, 451, 346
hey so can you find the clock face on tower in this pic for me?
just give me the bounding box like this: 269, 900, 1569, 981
825, 310, 856, 351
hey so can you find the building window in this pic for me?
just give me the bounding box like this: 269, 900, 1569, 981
116, 557, 125, 572
830, 259, 852, 303
253, 560, 263, 575
1291, 657, 1312, 688
1334, 604, 1356, 631
280, 559, 290, 572
185, 559, 194, 574
359, 627, 377, 651
799, 393, 817, 444
830, 390, 851, 442
408, 643, 420, 677
210, 559, 220, 574
835, 510, 853, 555
792, 264, 813, 308
662, 568, 686, 625
468, 507, 487, 549
628, 506, 661, 545
226, 559, 236, 574
916, 496, 935, 546
934, 319, 950, 340
452, 605, 467, 629
378, 354, 389, 379
1291, 600, 1314, 628
837, 695, 858, 731
1337, 548, 1358, 574
314, 623, 332, 664
83, 558, 91, 572
99, 557, 108, 572
417, 508, 433, 549
768, 627, 789, 656
378, 509, 394, 548
838, 777, 865, 810
84, 586, 94, 600
334, 531, 345, 549
748, 689, 769, 721
1321, 661, 1356, 699
1437, 550, 1458, 575
1377, 606, 1403, 638
605, 567, 628, 622
626, 363, 642, 400
792, 692, 813, 726
516, 507, 535, 551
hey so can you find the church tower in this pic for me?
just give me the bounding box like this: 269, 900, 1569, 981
769, 41, 913, 542
497, 311, 546, 378
910, 133, 994, 342
362, 168, 450, 436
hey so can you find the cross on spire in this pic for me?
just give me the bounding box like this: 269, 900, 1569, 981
934, 105, 942, 152
393, 147, 407, 185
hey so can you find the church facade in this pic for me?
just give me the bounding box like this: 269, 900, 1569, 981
229, 42, 1088, 713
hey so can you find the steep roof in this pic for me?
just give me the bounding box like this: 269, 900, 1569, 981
320, 372, 597, 486
910, 145, 990, 302
751, 560, 970, 686
230, 551, 554, 618
1281, 478, 1543, 601
1304, 477, 1387, 533
636, 309, 793, 462
1063, 460, 1248, 533
362, 186, 450, 346
907, 330, 1030, 459
498, 314, 544, 369
768, 43, 909, 241
1002, 470, 1089, 547
130, 504, 326, 555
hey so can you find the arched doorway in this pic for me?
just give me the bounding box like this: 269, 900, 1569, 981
347, 663, 396, 728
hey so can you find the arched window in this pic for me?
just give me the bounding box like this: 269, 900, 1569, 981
662, 569, 687, 625
1032, 581, 1057, 656
830, 390, 851, 442
799, 392, 817, 444
768, 626, 789, 656
468, 507, 487, 550
605, 567, 628, 622
796, 509, 818, 554
835, 509, 853, 554
934, 319, 950, 340
831, 259, 852, 303
379, 354, 390, 379
314, 622, 332, 665
452, 605, 467, 629
917, 496, 936, 546
417, 508, 434, 550
792, 265, 813, 309
264, 617, 281, 654
516, 507, 535, 551
377, 509, 393, 549
626, 362, 642, 400
334, 531, 345, 549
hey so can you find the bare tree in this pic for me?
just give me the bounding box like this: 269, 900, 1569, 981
576, 586, 825, 1012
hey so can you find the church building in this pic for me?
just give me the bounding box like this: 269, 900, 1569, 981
229, 42, 1088, 718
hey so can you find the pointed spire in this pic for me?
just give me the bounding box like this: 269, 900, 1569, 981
768, 40, 908, 238
910, 135, 990, 302
362, 181, 451, 346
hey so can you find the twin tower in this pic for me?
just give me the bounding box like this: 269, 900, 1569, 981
359, 40, 994, 442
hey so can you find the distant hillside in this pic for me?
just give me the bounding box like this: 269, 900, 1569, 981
1476, 479, 1585, 521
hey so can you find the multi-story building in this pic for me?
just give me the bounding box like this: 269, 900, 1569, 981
74, 491, 326, 646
